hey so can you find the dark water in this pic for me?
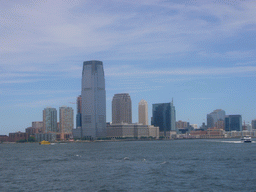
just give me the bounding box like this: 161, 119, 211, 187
1, 140, 256, 192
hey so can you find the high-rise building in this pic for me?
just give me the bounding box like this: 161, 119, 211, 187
59, 106, 74, 134
252, 119, 256, 130
76, 95, 82, 128
138, 99, 148, 125
225, 115, 242, 132
81, 60, 106, 139
112, 93, 132, 124
151, 100, 176, 136
207, 109, 226, 128
43, 107, 57, 133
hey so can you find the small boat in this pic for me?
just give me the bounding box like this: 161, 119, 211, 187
39, 140, 51, 145
241, 136, 252, 143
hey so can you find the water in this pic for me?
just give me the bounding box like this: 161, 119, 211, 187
1, 139, 256, 191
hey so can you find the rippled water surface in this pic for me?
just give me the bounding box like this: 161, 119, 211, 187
1, 140, 256, 191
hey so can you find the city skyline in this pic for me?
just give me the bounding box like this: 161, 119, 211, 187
1, 0, 256, 135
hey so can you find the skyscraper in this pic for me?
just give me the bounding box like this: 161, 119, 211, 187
112, 93, 132, 124
151, 100, 176, 136
225, 115, 242, 132
81, 60, 106, 139
207, 109, 226, 128
59, 106, 74, 134
138, 99, 148, 125
43, 107, 57, 133
76, 95, 82, 128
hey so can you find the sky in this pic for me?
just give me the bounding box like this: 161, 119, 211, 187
1, 0, 256, 135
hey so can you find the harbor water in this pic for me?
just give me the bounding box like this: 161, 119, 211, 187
1, 139, 256, 191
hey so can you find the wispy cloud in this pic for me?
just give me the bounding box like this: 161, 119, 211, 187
106, 65, 256, 77
15, 96, 76, 108
1, 0, 255, 69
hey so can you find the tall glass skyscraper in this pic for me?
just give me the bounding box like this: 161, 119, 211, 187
81, 60, 106, 139
112, 93, 132, 124
225, 115, 242, 132
151, 101, 176, 136
43, 107, 57, 133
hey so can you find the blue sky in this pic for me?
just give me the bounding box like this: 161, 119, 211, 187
1, 0, 256, 135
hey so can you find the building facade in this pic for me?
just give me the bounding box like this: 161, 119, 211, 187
207, 109, 226, 128
107, 123, 159, 139
112, 93, 132, 124
43, 108, 57, 133
59, 106, 74, 134
9, 132, 29, 142
225, 115, 242, 132
252, 119, 256, 130
81, 60, 106, 139
76, 95, 82, 128
151, 101, 176, 136
138, 99, 148, 125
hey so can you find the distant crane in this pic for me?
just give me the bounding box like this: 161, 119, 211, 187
69, 102, 76, 104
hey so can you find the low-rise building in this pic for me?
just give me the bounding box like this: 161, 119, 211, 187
159, 131, 177, 139
9, 132, 29, 142
207, 128, 224, 138
107, 123, 159, 139
0, 135, 9, 142
35, 133, 57, 142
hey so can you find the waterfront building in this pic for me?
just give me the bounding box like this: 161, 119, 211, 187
72, 128, 82, 139
207, 109, 226, 128
81, 60, 106, 139
35, 133, 57, 142
9, 132, 29, 142
43, 107, 57, 133
107, 123, 159, 139
76, 95, 82, 128
0, 135, 9, 142
59, 106, 74, 134
25, 127, 37, 136
31, 121, 43, 133
151, 100, 176, 136
225, 115, 242, 132
138, 99, 148, 125
252, 119, 256, 130
112, 93, 132, 124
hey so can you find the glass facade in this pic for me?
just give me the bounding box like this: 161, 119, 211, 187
81, 60, 106, 138
207, 109, 226, 128
225, 115, 242, 132
151, 102, 176, 135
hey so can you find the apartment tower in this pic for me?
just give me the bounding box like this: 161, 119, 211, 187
43, 107, 57, 133
59, 106, 74, 133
